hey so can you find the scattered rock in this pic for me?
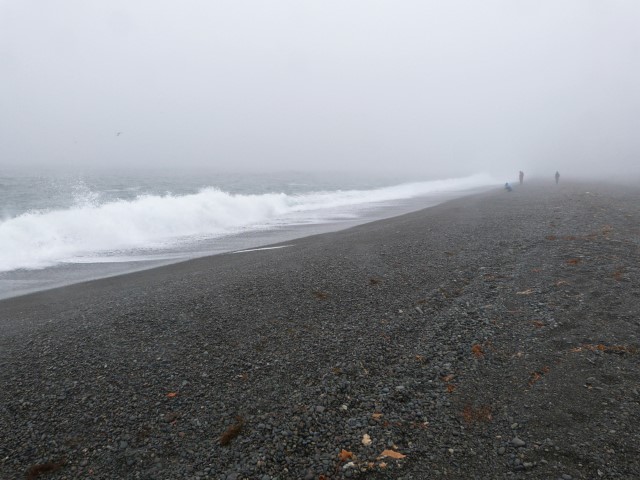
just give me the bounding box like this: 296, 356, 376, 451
512, 437, 526, 448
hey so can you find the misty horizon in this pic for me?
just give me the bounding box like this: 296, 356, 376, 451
1, 1, 639, 180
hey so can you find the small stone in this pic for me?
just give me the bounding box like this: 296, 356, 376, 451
315, 406, 325, 413
511, 437, 526, 447
561, 475, 573, 480
497, 447, 506, 455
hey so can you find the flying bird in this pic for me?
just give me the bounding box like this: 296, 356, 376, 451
116, 132, 123, 136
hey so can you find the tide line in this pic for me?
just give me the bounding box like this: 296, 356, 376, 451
231, 245, 294, 254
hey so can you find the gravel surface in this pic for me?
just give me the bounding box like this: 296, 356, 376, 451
1, 182, 639, 479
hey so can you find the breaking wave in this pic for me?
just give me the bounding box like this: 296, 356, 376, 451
0, 174, 495, 271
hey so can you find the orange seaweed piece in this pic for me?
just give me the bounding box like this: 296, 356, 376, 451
528, 366, 550, 386
462, 404, 492, 424
379, 449, 406, 459
471, 344, 484, 358
166, 392, 178, 398
219, 417, 244, 446
338, 449, 353, 462
579, 343, 637, 354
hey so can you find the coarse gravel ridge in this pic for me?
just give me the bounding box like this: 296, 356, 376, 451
1, 181, 639, 480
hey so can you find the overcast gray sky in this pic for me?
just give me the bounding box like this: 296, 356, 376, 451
1, 0, 639, 179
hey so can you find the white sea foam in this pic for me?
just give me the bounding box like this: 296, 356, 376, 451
232, 245, 294, 254
0, 173, 495, 272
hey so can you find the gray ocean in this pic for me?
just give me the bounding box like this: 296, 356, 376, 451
0, 168, 496, 299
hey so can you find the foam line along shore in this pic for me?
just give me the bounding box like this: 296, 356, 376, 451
0, 173, 496, 299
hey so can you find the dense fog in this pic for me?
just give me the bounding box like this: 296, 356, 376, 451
1, 1, 639, 180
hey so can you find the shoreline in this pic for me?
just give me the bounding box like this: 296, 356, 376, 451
1, 182, 639, 479
0, 185, 491, 302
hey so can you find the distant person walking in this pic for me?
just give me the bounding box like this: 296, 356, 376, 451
519, 171, 524, 185
555, 171, 560, 184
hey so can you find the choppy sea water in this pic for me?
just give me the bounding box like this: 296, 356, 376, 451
0, 168, 497, 299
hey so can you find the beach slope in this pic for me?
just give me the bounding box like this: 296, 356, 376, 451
1, 182, 639, 479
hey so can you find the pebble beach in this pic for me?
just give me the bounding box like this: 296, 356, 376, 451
1, 182, 639, 480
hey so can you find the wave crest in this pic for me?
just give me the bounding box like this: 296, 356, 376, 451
0, 174, 495, 271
